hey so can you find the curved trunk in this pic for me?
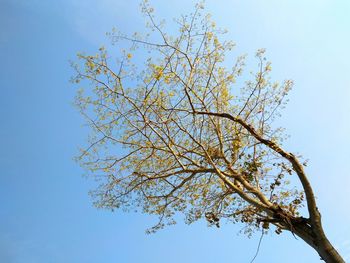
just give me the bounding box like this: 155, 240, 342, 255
293, 220, 345, 263
196, 110, 345, 262
315, 239, 345, 263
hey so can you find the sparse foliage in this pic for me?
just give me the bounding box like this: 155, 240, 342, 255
72, 2, 345, 262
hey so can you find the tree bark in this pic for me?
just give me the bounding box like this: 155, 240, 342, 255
316, 239, 345, 263
293, 219, 345, 263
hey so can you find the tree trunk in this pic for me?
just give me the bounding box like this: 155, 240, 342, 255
293, 220, 345, 263
315, 239, 345, 263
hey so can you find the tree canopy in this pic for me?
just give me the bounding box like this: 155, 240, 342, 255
72, 2, 345, 262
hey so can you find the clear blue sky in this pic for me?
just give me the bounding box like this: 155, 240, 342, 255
1, 0, 350, 262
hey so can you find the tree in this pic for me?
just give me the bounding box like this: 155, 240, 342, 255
72, 2, 345, 262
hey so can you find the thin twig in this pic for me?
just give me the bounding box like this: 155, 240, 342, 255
250, 229, 264, 263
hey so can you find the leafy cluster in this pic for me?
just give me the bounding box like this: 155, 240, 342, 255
73, 1, 305, 235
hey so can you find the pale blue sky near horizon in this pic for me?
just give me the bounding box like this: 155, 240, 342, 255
1, 0, 350, 262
